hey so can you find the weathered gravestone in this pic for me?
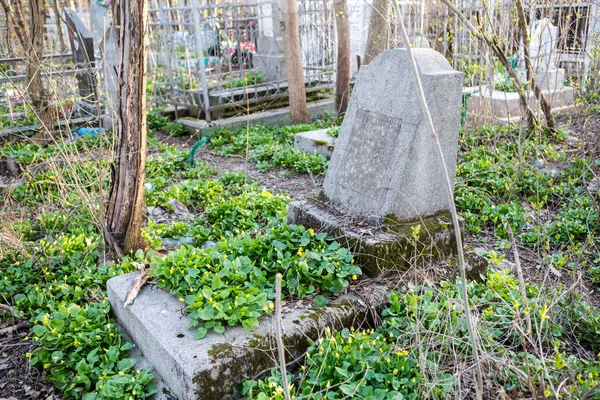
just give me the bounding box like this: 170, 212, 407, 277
289, 48, 480, 276
65, 10, 100, 119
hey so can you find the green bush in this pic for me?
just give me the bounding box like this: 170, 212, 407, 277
207, 120, 338, 175
147, 111, 187, 136
0, 226, 154, 399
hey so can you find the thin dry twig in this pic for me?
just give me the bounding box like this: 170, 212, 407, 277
390, 5, 483, 399
505, 222, 533, 337
0, 303, 14, 313
0, 322, 29, 336
124, 262, 150, 307
274, 273, 291, 400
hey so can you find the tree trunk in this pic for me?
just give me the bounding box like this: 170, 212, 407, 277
279, 0, 308, 124
0, 0, 28, 49
334, 0, 351, 116
0, 0, 56, 143
363, 0, 389, 65
515, 0, 556, 132
28, 0, 55, 144
105, 0, 149, 255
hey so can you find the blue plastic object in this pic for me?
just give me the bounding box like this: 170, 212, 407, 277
73, 127, 104, 139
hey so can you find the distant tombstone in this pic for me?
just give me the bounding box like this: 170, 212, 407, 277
89, 1, 110, 45
323, 48, 462, 222
529, 16, 559, 69
288, 48, 481, 276
518, 16, 564, 91
254, 0, 286, 81
65, 9, 98, 118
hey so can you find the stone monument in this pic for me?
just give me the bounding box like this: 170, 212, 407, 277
519, 16, 565, 91
65, 10, 99, 118
289, 48, 477, 276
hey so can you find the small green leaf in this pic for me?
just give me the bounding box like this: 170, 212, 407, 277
314, 295, 327, 308
107, 346, 120, 362
117, 358, 136, 371
213, 323, 225, 334
32, 325, 48, 337
195, 327, 208, 340
272, 240, 287, 251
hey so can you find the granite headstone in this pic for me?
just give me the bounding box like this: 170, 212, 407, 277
323, 48, 463, 222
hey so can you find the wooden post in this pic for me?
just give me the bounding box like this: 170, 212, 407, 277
334, 0, 351, 116
106, 0, 149, 255
279, 0, 308, 124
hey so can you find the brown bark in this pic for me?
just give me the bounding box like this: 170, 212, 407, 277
0, 0, 28, 48
279, 0, 308, 124
334, 0, 351, 116
363, 0, 389, 65
106, 0, 149, 255
1, 0, 56, 143
28, 0, 56, 143
515, 0, 556, 132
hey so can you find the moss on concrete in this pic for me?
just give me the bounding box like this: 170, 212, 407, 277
288, 200, 478, 277
207, 343, 234, 363
192, 295, 383, 400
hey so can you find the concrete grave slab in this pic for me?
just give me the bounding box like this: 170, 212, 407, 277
294, 129, 336, 158
468, 86, 575, 126
178, 99, 333, 136
107, 272, 388, 400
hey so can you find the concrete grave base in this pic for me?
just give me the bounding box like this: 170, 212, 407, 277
107, 272, 388, 400
288, 200, 485, 279
468, 85, 575, 126
294, 129, 336, 158
178, 99, 333, 136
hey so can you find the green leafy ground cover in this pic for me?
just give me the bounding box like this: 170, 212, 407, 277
2, 118, 600, 399
206, 117, 339, 174
246, 270, 600, 399
455, 125, 600, 281
0, 129, 357, 398
0, 134, 107, 165
0, 104, 37, 130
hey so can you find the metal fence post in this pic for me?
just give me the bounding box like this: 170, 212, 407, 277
191, 0, 212, 122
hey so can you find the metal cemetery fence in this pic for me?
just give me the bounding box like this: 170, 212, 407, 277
446, 0, 600, 87
0, 9, 100, 136
147, 0, 335, 121
1, 0, 599, 133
